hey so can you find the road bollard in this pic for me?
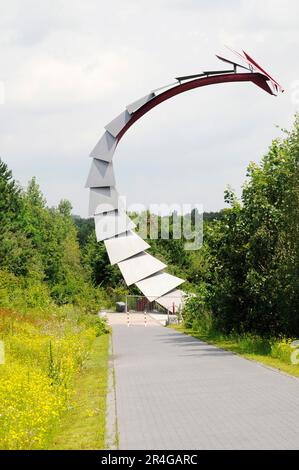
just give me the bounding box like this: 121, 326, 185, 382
127, 310, 130, 327
144, 311, 147, 327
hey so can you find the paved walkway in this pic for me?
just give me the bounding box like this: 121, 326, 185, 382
108, 313, 299, 450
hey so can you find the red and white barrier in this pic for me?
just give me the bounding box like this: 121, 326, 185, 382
127, 310, 130, 327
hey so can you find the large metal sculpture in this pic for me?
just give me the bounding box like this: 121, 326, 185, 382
86, 49, 283, 312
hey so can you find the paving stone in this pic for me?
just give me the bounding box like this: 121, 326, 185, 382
108, 314, 299, 450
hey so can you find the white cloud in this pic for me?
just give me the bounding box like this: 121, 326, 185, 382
0, 0, 298, 216
8, 50, 133, 108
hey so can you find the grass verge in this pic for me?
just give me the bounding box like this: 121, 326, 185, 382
49, 333, 110, 449
171, 325, 299, 379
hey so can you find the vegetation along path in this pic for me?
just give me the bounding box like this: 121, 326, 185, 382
109, 313, 299, 450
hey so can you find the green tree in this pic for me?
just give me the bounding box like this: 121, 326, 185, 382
0, 160, 40, 276
83, 233, 123, 288
0, 158, 22, 227
207, 116, 299, 337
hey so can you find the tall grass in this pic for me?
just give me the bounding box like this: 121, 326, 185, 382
0, 307, 108, 449
182, 297, 298, 367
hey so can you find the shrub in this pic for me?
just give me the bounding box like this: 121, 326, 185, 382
183, 295, 213, 334
270, 339, 294, 363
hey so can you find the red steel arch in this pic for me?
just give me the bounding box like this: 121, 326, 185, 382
117, 72, 273, 143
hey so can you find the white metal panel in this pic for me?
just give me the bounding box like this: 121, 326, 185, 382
151, 81, 178, 94
85, 160, 115, 188
156, 289, 186, 312
90, 131, 116, 162
94, 211, 136, 242
126, 93, 155, 114
104, 230, 150, 265
135, 272, 185, 301
105, 110, 131, 138
88, 187, 120, 216
117, 252, 166, 286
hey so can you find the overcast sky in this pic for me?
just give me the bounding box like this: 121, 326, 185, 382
0, 0, 298, 216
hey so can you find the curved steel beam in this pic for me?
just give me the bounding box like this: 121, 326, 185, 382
117, 72, 273, 143
87, 68, 278, 311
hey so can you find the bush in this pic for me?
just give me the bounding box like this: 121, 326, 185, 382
270, 339, 294, 363
183, 296, 213, 334
0, 269, 55, 312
